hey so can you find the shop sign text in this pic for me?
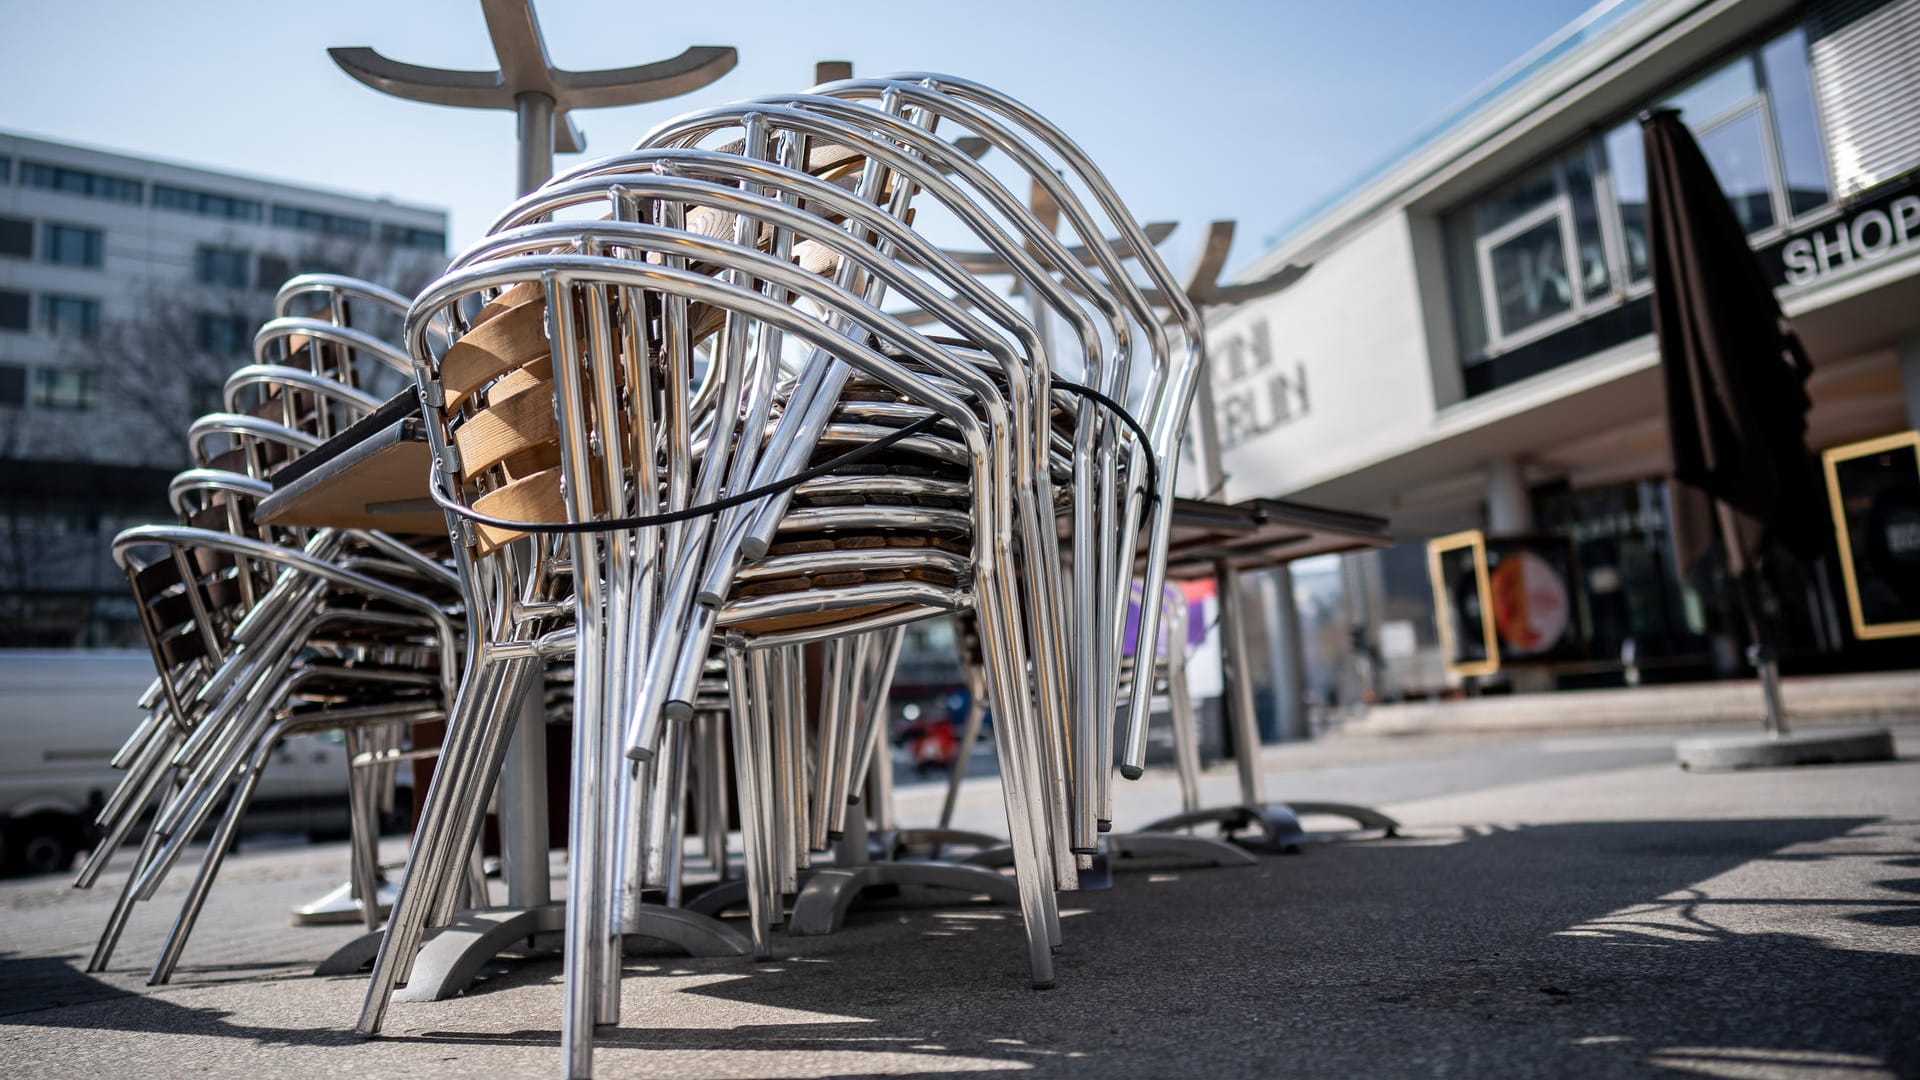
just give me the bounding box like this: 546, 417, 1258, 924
1782, 195, 1920, 286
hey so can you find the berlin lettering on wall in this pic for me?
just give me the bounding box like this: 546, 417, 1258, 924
1212, 317, 1310, 451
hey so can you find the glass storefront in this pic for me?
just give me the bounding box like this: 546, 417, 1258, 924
1537, 480, 1714, 668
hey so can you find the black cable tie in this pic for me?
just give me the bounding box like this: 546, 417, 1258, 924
1050, 378, 1159, 506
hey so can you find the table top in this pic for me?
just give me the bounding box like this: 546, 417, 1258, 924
256, 391, 1392, 569
1141, 496, 1390, 578
255, 391, 444, 534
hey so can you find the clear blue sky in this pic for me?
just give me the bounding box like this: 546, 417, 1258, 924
0, 0, 1600, 273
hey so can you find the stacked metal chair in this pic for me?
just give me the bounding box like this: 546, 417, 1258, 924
349, 73, 1204, 1078
78, 276, 461, 983
791, 74, 1210, 850
939, 583, 1206, 837
1112, 582, 1206, 820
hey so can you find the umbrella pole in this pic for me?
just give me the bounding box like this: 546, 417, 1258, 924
1741, 573, 1790, 739
1713, 501, 1790, 738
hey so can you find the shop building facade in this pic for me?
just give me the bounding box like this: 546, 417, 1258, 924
1209, 0, 1920, 704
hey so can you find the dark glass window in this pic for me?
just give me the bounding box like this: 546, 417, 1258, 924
40, 294, 100, 340
1564, 150, 1611, 302
1450, 22, 1836, 393
1457, 147, 1611, 349
1488, 219, 1574, 337
1474, 165, 1559, 235
19, 160, 143, 204
1613, 30, 1830, 239
379, 223, 447, 250
195, 246, 250, 289
1537, 479, 1711, 662
271, 204, 372, 239
256, 253, 291, 292
195, 312, 252, 355
1696, 109, 1777, 234
0, 364, 25, 406
1602, 122, 1651, 284
1760, 28, 1830, 217
1665, 60, 1757, 126
0, 289, 28, 331
0, 215, 29, 259
30, 368, 98, 411
0, 156, 11, 184
152, 183, 264, 222
43, 224, 103, 268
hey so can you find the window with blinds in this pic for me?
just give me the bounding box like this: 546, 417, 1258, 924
1808, 0, 1920, 199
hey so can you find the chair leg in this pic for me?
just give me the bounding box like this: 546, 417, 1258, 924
561, 569, 609, 1077
358, 655, 516, 1036
696, 711, 730, 883
762, 649, 796, 897
76, 719, 176, 891
938, 663, 988, 831
726, 648, 773, 959
86, 773, 179, 973
809, 639, 846, 850
777, 645, 811, 883
656, 720, 690, 908
973, 581, 1058, 988
1165, 612, 1203, 818
149, 717, 299, 984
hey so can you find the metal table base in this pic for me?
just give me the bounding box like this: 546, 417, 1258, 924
317, 901, 749, 996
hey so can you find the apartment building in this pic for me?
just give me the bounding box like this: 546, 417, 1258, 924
0, 131, 449, 646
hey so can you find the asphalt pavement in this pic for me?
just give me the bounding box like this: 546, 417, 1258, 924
3, 724, 1916, 1079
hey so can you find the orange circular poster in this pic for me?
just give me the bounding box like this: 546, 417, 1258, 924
1489, 550, 1570, 656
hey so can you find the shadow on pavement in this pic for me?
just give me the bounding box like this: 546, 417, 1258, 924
0, 953, 360, 1048
579, 815, 1919, 1078
4, 814, 1915, 1078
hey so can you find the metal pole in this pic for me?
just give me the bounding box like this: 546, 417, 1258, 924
1264, 565, 1308, 741
515, 91, 556, 194
1218, 563, 1265, 805
1714, 501, 1789, 737
1754, 635, 1788, 738
498, 678, 551, 906
1185, 225, 1271, 802
491, 88, 558, 912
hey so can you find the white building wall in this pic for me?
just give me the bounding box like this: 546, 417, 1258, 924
1208, 211, 1436, 503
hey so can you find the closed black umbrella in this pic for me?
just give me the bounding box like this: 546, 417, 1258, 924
1641, 107, 1825, 733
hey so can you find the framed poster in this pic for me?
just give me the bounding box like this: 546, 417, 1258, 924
1823, 430, 1920, 640
1484, 535, 1586, 664
1428, 530, 1498, 677
1429, 530, 1588, 677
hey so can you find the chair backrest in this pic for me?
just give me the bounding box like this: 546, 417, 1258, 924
432, 282, 560, 557
115, 514, 278, 729
268, 273, 415, 393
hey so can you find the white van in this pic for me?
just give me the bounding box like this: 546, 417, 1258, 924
0, 650, 387, 875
